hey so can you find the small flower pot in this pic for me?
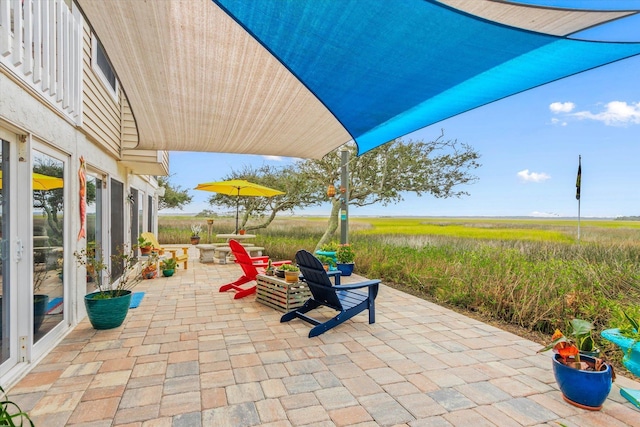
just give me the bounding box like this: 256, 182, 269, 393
284, 270, 300, 283
190, 236, 201, 245
162, 269, 175, 277
140, 246, 152, 255
552, 354, 612, 410
336, 263, 354, 276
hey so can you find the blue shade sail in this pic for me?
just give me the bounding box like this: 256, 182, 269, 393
213, 0, 640, 155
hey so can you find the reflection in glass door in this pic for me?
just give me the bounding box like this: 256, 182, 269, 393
1, 140, 10, 364
32, 150, 64, 343
85, 173, 103, 295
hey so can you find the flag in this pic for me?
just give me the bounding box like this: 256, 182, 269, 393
575, 156, 581, 201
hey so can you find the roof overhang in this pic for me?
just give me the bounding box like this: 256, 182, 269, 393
76, 0, 640, 158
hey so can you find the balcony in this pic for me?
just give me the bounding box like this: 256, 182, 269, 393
0, 0, 82, 123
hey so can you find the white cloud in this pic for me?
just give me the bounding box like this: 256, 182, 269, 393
550, 117, 567, 126
517, 169, 550, 183
531, 211, 560, 217
549, 102, 575, 113
262, 155, 284, 161
572, 101, 640, 125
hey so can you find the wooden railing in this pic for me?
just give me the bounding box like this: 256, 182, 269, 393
0, 0, 82, 123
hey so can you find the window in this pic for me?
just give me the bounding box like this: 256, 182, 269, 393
92, 36, 118, 97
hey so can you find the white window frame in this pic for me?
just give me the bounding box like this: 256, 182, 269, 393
91, 33, 119, 100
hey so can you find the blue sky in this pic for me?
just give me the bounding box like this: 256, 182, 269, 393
165, 15, 640, 219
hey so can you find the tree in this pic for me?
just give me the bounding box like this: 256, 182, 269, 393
297, 132, 481, 248
158, 175, 192, 210
206, 165, 317, 231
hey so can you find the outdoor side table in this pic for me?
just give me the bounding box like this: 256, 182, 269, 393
255, 274, 311, 313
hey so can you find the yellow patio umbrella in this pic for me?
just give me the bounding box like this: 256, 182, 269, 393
0, 170, 64, 190
194, 179, 284, 233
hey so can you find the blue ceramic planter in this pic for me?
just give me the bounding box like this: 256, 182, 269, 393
84, 290, 132, 330
552, 354, 612, 410
601, 328, 640, 377
315, 250, 337, 263
336, 263, 354, 276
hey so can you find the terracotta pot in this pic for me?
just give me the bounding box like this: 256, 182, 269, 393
284, 270, 300, 283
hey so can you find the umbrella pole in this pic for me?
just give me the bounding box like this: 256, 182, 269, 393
235, 188, 240, 234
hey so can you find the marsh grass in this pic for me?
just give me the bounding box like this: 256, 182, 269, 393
159, 215, 640, 369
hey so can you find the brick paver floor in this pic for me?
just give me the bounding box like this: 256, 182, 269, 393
9, 248, 640, 426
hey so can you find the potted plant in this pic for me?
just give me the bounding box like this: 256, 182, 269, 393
32, 267, 49, 335
141, 253, 159, 279
335, 243, 355, 276
0, 385, 34, 426
265, 260, 275, 276
137, 235, 153, 255
315, 242, 338, 263
160, 257, 177, 277
316, 254, 336, 271
190, 224, 202, 245
74, 244, 142, 330
601, 311, 640, 377
278, 264, 300, 283
538, 322, 614, 410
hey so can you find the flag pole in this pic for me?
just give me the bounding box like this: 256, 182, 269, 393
576, 155, 581, 242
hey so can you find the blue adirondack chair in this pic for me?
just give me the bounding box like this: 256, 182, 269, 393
281, 249, 380, 338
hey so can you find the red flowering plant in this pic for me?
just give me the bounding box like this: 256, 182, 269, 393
538, 319, 611, 373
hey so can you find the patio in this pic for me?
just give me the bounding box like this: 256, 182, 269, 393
10, 248, 640, 426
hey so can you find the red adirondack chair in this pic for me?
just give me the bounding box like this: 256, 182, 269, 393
219, 239, 291, 299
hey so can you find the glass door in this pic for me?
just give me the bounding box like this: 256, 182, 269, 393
0, 139, 11, 366
32, 149, 66, 344
85, 170, 105, 295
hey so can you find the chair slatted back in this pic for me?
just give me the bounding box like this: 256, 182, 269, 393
295, 250, 342, 310
141, 232, 161, 249
229, 239, 260, 278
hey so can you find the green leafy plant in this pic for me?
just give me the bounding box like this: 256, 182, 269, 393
136, 236, 152, 249
74, 244, 142, 299
538, 321, 608, 372
620, 311, 640, 340
336, 244, 355, 264
278, 263, 299, 272
160, 257, 177, 270
320, 242, 339, 252
538, 319, 597, 354
316, 254, 336, 268
0, 385, 34, 426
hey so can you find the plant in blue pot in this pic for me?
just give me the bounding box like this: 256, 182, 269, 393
538, 322, 614, 411
335, 244, 355, 276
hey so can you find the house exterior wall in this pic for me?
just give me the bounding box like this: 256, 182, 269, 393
0, 0, 167, 388
81, 21, 121, 157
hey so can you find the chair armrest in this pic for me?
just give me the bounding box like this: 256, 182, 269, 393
327, 270, 341, 285
334, 280, 380, 291
250, 256, 270, 263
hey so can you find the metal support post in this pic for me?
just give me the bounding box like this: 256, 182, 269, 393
340, 148, 349, 244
